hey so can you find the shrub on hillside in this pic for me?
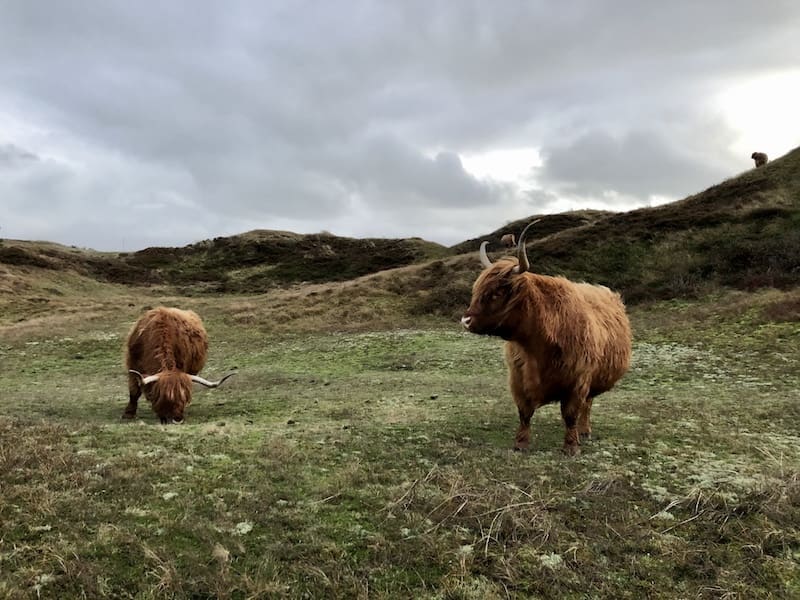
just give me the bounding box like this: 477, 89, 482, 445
0, 246, 51, 268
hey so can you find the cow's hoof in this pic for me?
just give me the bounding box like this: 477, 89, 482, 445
121, 412, 137, 420
562, 444, 581, 457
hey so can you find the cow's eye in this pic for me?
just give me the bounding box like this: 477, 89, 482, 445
489, 288, 507, 301
491, 284, 512, 300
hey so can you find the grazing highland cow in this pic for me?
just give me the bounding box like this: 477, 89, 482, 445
500, 233, 516, 249
124, 307, 235, 424
461, 222, 631, 456
751, 152, 768, 168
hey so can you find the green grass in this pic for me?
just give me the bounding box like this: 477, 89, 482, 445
1, 289, 799, 599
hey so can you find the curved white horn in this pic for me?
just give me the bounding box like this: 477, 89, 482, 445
514, 219, 542, 274
129, 369, 160, 385
189, 372, 237, 388
479, 241, 493, 268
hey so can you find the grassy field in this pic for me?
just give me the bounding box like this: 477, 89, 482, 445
1, 281, 799, 599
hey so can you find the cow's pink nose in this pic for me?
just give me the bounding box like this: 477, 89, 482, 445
461, 316, 472, 329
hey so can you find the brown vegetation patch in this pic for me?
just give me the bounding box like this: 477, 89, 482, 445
762, 295, 800, 322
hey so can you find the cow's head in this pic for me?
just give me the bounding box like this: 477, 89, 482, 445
461, 220, 539, 339
129, 369, 235, 424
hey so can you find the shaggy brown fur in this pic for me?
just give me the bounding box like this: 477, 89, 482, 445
462, 257, 631, 456
500, 233, 516, 249
751, 152, 768, 168
124, 307, 210, 423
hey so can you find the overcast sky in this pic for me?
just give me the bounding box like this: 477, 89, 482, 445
2, 1, 799, 250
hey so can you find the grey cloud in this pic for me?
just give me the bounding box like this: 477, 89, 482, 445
522, 189, 568, 214
537, 128, 736, 202
0, 143, 39, 168
328, 136, 513, 209
187, 133, 515, 220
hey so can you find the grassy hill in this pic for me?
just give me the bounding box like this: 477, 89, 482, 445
0, 230, 451, 293
448, 209, 611, 255
126, 230, 453, 293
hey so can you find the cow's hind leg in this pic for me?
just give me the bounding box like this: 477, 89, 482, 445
122, 373, 142, 419
578, 396, 593, 442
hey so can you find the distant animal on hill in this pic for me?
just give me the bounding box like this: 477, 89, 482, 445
500, 233, 516, 249
124, 307, 235, 424
461, 221, 632, 456
751, 152, 768, 168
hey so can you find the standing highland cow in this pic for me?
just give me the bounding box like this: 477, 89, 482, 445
500, 233, 516, 249
461, 222, 631, 455
751, 152, 768, 168
124, 307, 235, 423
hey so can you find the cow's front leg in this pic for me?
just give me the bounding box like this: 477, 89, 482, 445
509, 363, 536, 451
122, 373, 142, 419
514, 403, 536, 451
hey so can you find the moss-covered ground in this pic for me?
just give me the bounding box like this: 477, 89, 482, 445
1, 286, 798, 599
